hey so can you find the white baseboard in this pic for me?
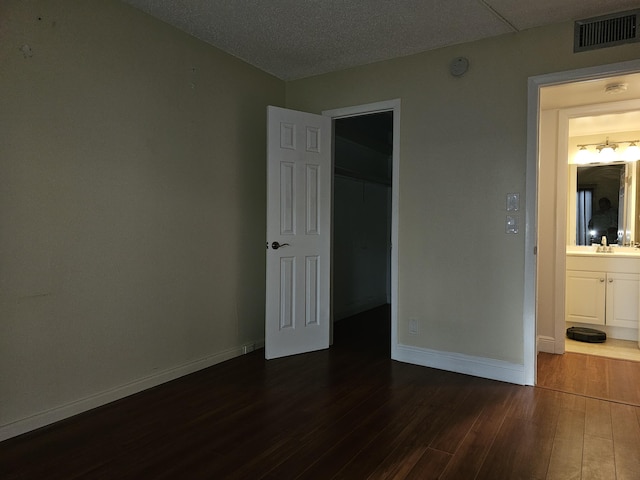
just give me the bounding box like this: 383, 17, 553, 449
537, 335, 557, 353
392, 344, 526, 385
0, 340, 264, 442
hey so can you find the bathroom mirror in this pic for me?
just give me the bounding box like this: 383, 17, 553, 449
574, 162, 638, 246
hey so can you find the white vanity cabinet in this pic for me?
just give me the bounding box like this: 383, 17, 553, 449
565, 270, 606, 325
606, 272, 640, 328
566, 254, 640, 329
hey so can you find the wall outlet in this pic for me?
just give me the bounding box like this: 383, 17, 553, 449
408, 318, 419, 335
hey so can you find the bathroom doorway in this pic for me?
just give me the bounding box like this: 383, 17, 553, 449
532, 64, 640, 372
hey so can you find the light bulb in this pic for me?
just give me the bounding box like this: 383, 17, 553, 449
622, 143, 640, 162
574, 147, 592, 164
598, 145, 617, 163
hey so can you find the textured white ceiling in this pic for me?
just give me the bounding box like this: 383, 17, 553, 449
121, 0, 640, 80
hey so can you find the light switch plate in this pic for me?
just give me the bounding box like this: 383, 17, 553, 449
506, 215, 519, 234
506, 193, 519, 211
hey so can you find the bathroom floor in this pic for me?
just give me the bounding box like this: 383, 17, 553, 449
565, 337, 640, 362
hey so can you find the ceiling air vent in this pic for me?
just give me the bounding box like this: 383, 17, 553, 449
574, 9, 639, 52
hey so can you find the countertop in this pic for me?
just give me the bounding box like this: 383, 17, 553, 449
566, 246, 640, 258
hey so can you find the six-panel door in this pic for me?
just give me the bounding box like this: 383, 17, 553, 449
265, 106, 331, 359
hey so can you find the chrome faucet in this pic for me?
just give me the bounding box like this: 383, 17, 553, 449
597, 236, 611, 252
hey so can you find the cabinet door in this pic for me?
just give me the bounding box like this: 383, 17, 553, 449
606, 272, 640, 329
566, 270, 606, 325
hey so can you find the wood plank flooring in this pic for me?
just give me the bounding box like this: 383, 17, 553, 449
537, 350, 640, 406
2, 305, 640, 479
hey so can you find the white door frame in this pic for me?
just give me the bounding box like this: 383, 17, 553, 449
525, 59, 640, 385
323, 99, 401, 357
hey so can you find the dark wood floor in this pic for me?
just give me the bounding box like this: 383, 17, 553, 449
2, 305, 640, 479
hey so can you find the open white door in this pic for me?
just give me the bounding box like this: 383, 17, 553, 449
265, 106, 331, 359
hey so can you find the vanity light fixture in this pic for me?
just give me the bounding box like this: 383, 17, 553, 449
574, 137, 640, 164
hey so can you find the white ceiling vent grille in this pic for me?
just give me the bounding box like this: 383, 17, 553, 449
574, 9, 639, 52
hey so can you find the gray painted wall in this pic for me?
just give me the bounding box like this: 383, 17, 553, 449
1, 0, 282, 437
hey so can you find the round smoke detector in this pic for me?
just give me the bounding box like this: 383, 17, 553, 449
605, 82, 628, 94
449, 57, 469, 77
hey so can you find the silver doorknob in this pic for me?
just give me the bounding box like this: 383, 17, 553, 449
271, 241, 290, 250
